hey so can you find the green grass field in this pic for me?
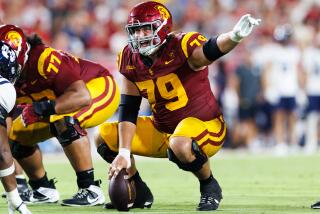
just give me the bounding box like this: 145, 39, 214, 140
1, 151, 320, 213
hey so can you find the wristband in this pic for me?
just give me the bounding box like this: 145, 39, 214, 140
118, 148, 131, 168
229, 31, 242, 43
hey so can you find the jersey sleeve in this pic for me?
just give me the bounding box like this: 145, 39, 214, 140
37, 48, 81, 95
0, 79, 16, 113
180, 32, 208, 59
117, 47, 125, 73
0, 79, 16, 126
117, 46, 134, 81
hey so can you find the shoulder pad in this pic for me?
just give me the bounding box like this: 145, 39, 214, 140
38, 47, 62, 79
180, 32, 207, 58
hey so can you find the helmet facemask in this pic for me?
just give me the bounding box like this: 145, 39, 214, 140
0, 41, 20, 84
126, 19, 167, 56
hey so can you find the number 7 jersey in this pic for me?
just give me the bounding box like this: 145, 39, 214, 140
118, 32, 221, 134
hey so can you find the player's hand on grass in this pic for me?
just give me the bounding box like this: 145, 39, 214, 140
230, 14, 261, 43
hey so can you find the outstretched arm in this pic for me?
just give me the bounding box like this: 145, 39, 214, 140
188, 14, 261, 70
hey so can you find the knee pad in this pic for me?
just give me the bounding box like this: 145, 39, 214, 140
50, 116, 87, 147
11, 141, 38, 160
167, 140, 208, 172
96, 143, 117, 164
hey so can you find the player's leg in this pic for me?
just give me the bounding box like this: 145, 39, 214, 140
168, 116, 226, 211
9, 119, 59, 204
47, 116, 104, 207
1, 159, 31, 199
286, 98, 298, 152
51, 76, 119, 206
14, 159, 30, 195
95, 116, 168, 209
305, 111, 319, 154
12, 143, 59, 204
0, 126, 31, 213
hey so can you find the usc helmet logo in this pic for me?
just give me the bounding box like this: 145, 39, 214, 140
155, 5, 170, 20
4, 31, 22, 51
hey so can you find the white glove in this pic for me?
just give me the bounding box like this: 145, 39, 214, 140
8, 202, 32, 214
230, 14, 261, 43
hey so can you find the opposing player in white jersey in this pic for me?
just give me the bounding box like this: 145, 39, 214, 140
0, 41, 31, 213
262, 25, 302, 155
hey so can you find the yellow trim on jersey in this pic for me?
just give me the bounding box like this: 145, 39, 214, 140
38, 47, 55, 79
117, 47, 125, 71
181, 32, 198, 58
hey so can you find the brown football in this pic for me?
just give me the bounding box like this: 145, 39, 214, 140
108, 169, 136, 211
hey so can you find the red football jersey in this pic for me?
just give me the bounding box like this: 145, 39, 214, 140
15, 44, 111, 103
118, 32, 221, 133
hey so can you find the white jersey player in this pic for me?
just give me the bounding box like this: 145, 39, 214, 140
302, 34, 320, 154
262, 25, 302, 155
0, 41, 31, 213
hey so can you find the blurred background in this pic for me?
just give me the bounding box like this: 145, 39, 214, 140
1, 0, 320, 156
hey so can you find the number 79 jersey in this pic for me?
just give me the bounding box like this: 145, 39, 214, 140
118, 32, 221, 134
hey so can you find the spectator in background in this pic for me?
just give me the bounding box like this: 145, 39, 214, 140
302, 31, 320, 154
233, 47, 261, 150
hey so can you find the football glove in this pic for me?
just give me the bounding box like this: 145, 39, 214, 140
18, 100, 56, 127
230, 14, 261, 43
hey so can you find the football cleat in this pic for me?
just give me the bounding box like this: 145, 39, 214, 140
311, 201, 320, 209
21, 179, 59, 204
197, 192, 221, 211
197, 176, 222, 211
61, 180, 105, 207
104, 179, 153, 209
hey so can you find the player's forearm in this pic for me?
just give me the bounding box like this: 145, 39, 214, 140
54, 80, 91, 114
54, 89, 91, 114
217, 32, 238, 54
118, 121, 136, 150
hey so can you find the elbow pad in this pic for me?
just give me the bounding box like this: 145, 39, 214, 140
202, 37, 226, 61
118, 94, 142, 124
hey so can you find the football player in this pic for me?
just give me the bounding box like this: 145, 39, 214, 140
95, 1, 261, 211
0, 41, 31, 213
0, 24, 120, 206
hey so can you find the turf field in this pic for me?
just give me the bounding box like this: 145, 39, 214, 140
1, 151, 320, 214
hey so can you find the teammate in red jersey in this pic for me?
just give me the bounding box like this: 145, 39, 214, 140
95, 1, 260, 211
0, 24, 120, 207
